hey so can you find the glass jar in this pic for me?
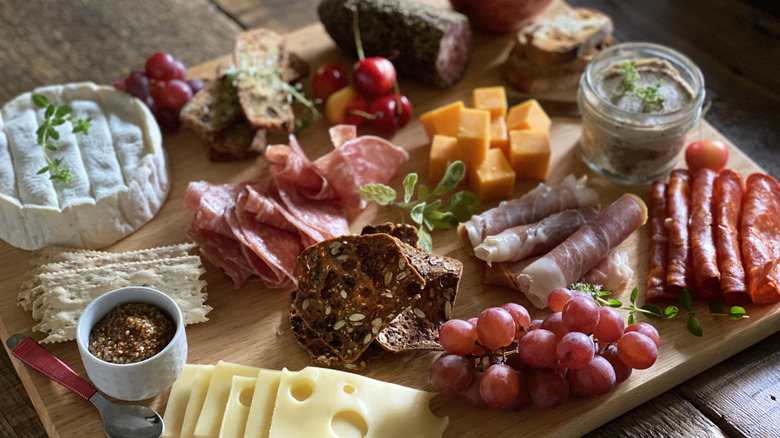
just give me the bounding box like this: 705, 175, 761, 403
578, 42, 705, 185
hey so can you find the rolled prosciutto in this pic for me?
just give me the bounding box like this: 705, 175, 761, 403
518, 194, 648, 308
646, 180, 674, 302
665, 169, 694, 295
714, 169, 750, 304
473, 206, 601, 265
459, 175, 599, 249
741, 173, 780, 304
690, 168, 722, 299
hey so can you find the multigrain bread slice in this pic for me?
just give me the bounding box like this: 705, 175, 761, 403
234, 28, 295, 133
515, 8, 613, 66
180, 75, 243, 140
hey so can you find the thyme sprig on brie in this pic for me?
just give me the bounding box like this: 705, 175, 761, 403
32, 93, 92, 183
617, 61, 665, 112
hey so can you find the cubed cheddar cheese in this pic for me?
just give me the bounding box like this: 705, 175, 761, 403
472, 86, 507, 119
456, 108, 491, 175
470, 148, 516, 202
419, 101, 464, 140
509, 129, 551, 180
489, 116, 509, 156
428, 135, 458, 182
506, 99, 552, 132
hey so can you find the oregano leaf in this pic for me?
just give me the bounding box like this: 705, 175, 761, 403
679, 289, 693, 311
410, 201, 426, 224
729, 306, 747, 320
417, 227, 433, 253
32, 94, 50, 108
640, 304, 662, 316
359, 184, 396, 206
687, 315, 703, 337
627, 313, 635, 325
630, 287, 638, 304
606, 299, 622, 308
663, 306, 679, 319
431, 161, 465, 196
402, 173, 417, 203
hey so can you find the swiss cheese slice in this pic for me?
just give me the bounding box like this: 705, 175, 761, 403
268, 367, 448, 438
0, 82, 168, 250
180, 366, 215, 438
219, 375, 257, 438
162, 364, 213, 438
194, 361, 260, 438
243, 369, 284, 438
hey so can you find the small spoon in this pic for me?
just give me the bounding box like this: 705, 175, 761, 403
6, 334, 164, 438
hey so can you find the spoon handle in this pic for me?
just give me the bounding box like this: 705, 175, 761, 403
8, 335, 97, 401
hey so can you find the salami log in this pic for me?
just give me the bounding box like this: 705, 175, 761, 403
714, 169, 750, 304
741, 173, 780, 304
646, 180, 674, 302
690, 168, 722, 299
665, 169, 694, 296
517, 194, 647, 308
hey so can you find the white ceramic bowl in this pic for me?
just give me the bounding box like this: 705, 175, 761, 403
76, 286, 187, 401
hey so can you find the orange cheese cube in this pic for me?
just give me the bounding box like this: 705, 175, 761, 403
428, 135, 458, 182
489, 116, 509, 156
472, 86, 507, 119
470, 148, 516, 202
456, 108, 491, 175
419, 101, 464, 140
506, 99, 552, 132
509, 129, 551, 180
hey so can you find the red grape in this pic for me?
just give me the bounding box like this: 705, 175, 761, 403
352, 57, 396, 97
566, 369, 590, 398
569, 355, 616, 396
155, 106, 180, 132
368, 93, 412, 134
556, 331, 595, 370
187, 79, 205, 94
562, 295, 600, 334
547, 288, 574, 312
429, 353, 473, 395
504, 351, 527, 372
530, 319, 544, 329
125, 71, 151, 101
518, 329, 558, 369
541, 311, 569, 340
599, 344, 632, 383
312, 63, 349, 101
145, 52, 177, 81
625, 322, 661, 349
476, 307, 516, 350
617, 332, 658, 370
112, 78, 126, 92
459, 369, 484, 407
505, 369, 532, 411
479, 364, 520, 409
592, 306, 625, 343
156, 79, 193, 110
501, 302, 531, 332
528, 369, 569, 409
172, 59, 187, 81
439, 319, 478, 355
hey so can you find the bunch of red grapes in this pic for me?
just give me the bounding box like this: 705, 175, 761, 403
312, 57, 411, 135
430, 288, 660, 410
113, 52, 203, 132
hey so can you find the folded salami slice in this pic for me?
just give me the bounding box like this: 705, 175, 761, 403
518, 194, 647, 308
646, 180, 673, 302
690, 168, 722, 299
459, 175, 599, 250
741, 173, 780, 304
714, 169, 750, 304
666, 169, 694, 296
473, 206, 600, 265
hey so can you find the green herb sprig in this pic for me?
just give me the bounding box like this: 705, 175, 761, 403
570, 283, 748, 337
617, 61, 666, 112
32, 94, 92, 183
360, 161, 481, 253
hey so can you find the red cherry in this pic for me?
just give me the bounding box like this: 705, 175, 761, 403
353, 57, 396, 97
325, 86, 369, 126
312, 63, 349, 102
145, 52, 178, 82
368, 93, 412, 134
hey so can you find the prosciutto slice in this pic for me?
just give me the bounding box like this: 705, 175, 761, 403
690, 168, 722, 299
315, 134, 409, 209
517, 194, 648, 308
646, 180, 673, 302
459, 175, 599, 250
665, 169, 694, 296
473, 206, 600, 265
741, 173, 780, 304
714, 169, 750, 304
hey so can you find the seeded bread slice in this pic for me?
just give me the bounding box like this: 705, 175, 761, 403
234, 28, 295, 134
179, 75, 243, 141
360, 222, 420, 248
515, 8, 613, 66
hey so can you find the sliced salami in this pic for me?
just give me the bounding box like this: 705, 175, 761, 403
714, 169, 750, 304
266, 135, 333, 200
741, 173, 780, 304
690, 168, 722, 299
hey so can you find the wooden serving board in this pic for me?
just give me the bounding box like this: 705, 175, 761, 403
1, 2, 779, 437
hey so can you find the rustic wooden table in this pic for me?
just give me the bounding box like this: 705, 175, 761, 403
1, 0, 778, 437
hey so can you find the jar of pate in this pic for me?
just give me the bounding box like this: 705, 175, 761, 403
577, 42, 705, 185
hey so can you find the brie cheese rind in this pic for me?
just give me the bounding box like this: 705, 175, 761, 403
0, 82, 168, 250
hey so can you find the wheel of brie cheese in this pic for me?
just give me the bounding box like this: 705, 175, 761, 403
0, 82, 169, 250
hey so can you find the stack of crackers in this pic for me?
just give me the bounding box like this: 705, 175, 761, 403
18, 243, 211, 343
180, 28, 309, 160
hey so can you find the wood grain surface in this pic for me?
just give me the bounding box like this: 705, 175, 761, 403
1, 1, 778, 437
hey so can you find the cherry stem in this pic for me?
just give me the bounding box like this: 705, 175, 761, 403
347, 108, 379, 120
347, 4, 365, 61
